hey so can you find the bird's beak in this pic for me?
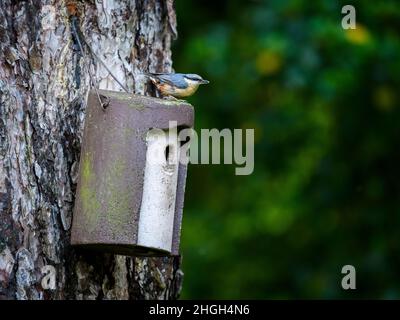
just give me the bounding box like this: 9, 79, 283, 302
200, 79, 210, 84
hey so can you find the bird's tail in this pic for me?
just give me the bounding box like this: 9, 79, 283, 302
140, 73, 155, 84
140, 72, 167, 83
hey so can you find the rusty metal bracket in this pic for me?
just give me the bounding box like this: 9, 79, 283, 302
99, 94, 110, 109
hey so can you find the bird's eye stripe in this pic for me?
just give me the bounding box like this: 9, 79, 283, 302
186, 76, 201, 81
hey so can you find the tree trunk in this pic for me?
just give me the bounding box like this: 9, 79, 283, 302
0, 0, 183, 300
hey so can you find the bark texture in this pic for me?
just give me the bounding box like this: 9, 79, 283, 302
0, 0, 183, 300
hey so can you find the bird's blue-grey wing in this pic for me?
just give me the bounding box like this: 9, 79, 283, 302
151, 73, 188, 89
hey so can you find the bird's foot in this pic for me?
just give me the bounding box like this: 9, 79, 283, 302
165, 95, 187, 103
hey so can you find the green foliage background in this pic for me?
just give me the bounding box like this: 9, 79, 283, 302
173, 0, 400, 299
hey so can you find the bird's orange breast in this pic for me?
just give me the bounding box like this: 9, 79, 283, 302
156, 83, 198, 98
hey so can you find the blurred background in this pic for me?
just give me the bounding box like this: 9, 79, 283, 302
173, 0, 400, 299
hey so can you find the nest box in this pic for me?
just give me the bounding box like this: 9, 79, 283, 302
70, 90, 194, 256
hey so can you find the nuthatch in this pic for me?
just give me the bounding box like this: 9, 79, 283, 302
146, 73, 209, 99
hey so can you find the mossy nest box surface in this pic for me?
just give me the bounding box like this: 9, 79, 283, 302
70, 90, 194, 256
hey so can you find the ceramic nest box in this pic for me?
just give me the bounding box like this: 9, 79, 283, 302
70, 90, 194, 256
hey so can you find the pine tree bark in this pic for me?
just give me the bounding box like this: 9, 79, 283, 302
0, 0, 183, 300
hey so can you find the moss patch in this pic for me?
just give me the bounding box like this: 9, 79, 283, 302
97, 90, 192, 107
102, 155, 131, 239
80, 152, 101, 233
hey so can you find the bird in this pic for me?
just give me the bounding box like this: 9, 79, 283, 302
145, 73, 209, 99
